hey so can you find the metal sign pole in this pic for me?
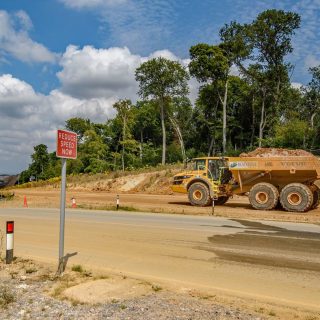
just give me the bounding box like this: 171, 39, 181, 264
58, 157, 67, 274
56, 129, 77, 275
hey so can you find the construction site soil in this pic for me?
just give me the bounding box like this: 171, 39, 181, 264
240, 147, 313, 157
2, 188, 320, 224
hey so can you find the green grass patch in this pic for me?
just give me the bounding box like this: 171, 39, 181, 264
71, 265, 84, 273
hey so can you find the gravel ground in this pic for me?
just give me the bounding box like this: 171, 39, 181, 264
0, 259, 265, 320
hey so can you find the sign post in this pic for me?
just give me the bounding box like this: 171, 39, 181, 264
56, 129, 77, 274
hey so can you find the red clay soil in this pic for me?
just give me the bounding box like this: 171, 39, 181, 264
240, 147, 313, 157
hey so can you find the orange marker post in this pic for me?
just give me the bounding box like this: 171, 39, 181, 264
23, 196, 28, 208
71, 197, 77, 208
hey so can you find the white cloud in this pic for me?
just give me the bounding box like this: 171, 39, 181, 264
0, 74, 40, 115
57, 45, 196, 101
0, 74, 115, 173
46, 90, 116, 122
148, 50, 180, 61
0, 10, 57, 63
291, 82, 303, 90
0, 45, 197, 173
57, 45, 141, 100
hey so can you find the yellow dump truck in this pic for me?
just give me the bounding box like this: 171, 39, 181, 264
171, 156, 320, 212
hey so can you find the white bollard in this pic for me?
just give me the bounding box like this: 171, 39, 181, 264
116, 195, 120, 210
6, 221, 14, 264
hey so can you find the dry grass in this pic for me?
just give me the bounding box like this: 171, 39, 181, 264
12, 164, 183, 190
0, 286, 15, 309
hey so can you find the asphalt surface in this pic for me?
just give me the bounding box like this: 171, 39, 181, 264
0, 208, 320, 311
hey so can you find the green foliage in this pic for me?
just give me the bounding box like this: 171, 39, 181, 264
135, 57, 190, 164
71, 265, 84, 273
19, 9, 320, 179
189, 44, 229, 82
249, 10, 300, 68
271, 119, 310, 149
65, 117, 92, 142
135, 57, 189, 100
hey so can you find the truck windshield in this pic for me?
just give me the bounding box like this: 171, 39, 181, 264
193, 160, 206, 171
208, 159, 227, 180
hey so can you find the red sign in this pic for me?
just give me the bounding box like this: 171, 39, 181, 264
56, 129, 77, 159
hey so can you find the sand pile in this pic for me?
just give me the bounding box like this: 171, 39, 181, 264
240, 148, 313, 157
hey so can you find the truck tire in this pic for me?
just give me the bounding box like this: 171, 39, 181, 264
249, 183, 279, 210
280, 183, 313, 212
214, 196, 229, 206
188, 183, 212, 207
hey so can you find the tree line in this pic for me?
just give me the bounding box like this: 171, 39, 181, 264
20, 9, 320, 183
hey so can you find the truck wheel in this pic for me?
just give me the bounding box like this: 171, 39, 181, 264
280, 183, 313, 212
249, 183, 279, 210
188, 183, 211, 207
214, 196, 229, 206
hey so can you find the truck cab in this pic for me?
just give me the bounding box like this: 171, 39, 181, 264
171, 157, 233, 206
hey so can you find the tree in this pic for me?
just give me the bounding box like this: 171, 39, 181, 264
135, 57, 189, 165
65, 117, 92, 142
221, 10, 300, 146
30, 144, 50, 179
304, 66, 320, 129
168, 97, 193, 162
113, 99, 136, 171
189, 44, 230, 154
80, 130, 108, 173
272, 119, 309, 149
133, 101, 161, 163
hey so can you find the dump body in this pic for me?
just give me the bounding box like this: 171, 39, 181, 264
227, 156, 320, 194
171, 156, 320, 212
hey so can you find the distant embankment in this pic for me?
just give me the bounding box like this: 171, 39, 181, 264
12, 164, 183, 195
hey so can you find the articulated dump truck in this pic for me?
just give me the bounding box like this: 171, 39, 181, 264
171, 152, 320, 212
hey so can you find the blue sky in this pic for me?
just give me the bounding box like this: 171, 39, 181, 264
0, 0, 319, 172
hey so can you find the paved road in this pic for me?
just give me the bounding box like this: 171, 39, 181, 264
0, 208, 320, 311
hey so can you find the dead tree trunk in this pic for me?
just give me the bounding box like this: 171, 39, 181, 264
250, 95, 256, 147
218, 79, 229, 155
169, 116, 186, 162
121, 116, 126, 172
160, 98, 166, 165
139, 130, 143, 161
259, 89, 267, 148
208, 135, 215, 156
222, 79, 228, 154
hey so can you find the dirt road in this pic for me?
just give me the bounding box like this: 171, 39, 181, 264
0, 208, 319, 319
2, 188, 320, 223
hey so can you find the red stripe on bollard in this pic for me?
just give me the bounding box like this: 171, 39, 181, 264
7, 221, 14, 233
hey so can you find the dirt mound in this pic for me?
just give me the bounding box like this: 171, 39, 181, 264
63, 278, 151, 304
64, 169, 180, 194
240, 148, 313, 158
